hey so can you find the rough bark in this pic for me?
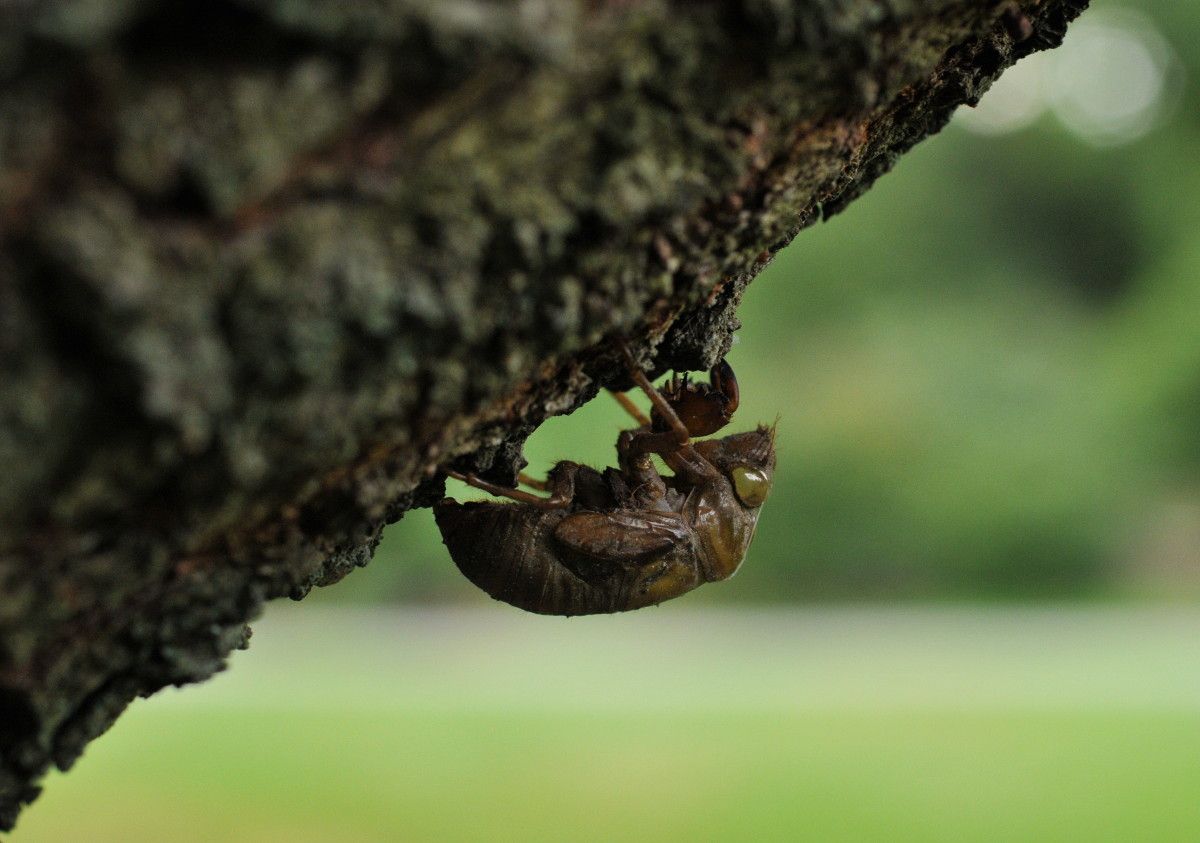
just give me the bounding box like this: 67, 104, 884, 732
0, 0, 1087, 828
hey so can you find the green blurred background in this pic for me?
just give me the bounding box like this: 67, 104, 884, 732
15, 2, 1200, 840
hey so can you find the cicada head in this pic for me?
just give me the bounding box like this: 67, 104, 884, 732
691, 423, 777, 510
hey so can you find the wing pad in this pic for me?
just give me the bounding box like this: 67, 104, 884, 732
553, 510, 692, 565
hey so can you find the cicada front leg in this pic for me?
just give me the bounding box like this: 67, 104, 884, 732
619, 344, 691, 447
613, 343, 723, 488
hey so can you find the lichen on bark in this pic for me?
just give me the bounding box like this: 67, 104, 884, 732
0, 0, 1087, 828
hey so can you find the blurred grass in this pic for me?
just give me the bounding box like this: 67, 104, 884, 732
20, 710, 1200, 842
14, 605, 1200, 842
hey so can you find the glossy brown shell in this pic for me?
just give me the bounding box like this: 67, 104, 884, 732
434, 499, 705, 615
652, 360, 739, 437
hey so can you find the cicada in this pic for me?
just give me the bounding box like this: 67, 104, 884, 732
434, 344, 775, 615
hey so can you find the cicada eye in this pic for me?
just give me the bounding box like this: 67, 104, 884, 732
730, 466, 771, 508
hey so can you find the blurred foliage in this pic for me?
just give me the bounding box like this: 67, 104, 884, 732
319, 0, 1200, 606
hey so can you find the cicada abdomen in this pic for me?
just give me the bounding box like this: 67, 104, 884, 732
434, 497, 704, 616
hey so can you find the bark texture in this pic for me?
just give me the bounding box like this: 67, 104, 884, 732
0, 0, 1087, 828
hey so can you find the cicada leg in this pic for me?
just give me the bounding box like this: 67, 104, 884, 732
616, 343, 722, 486
619, 344, 690, 448
609, 353, 694, 478
708, 359, 740, 415
447, 462, 577, 510
609, 390, 651, 428
517, 472, 549, 491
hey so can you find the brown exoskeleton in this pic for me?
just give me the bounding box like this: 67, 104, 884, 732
652, 358, 740, 437
434, 344, 775, 616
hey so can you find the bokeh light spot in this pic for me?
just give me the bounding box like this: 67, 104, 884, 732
1047, 9, 1179, 147
955, 6, 1180, 147
954, 56, 1049, 136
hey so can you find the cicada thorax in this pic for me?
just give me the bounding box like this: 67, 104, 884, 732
433, 498, 705, 616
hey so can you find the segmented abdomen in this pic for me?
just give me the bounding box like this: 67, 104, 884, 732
434, 500, 644, 615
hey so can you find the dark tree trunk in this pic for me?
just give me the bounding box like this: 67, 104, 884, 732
0, 0, 1087, 828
